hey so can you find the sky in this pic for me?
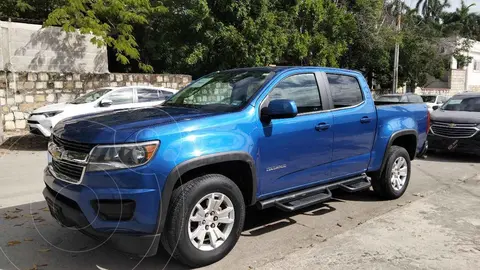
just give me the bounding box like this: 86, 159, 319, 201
405, 0, 480, 14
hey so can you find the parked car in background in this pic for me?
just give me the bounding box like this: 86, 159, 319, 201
375, 93, 424, 103
28, 86, 177, 137
428, 92, 480, 155
42, 66, 428, 267
421, 94, 448, 112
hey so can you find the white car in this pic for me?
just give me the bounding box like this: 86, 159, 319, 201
27, 86, 177, 137
420, 95, 448, 113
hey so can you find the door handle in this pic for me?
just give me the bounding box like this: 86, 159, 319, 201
315, 123, 330, 131
360, 116, 372, 124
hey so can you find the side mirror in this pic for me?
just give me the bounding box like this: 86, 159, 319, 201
261, 99, 298, 122
432, 105, 439, 110
100, 99, 113, 107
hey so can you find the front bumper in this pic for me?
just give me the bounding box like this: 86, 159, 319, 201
428, 133, 480, 155
28, 115, 52, 137
43, 167, 162, 257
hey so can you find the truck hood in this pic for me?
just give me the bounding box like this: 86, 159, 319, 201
431, 109, 480, 125
53, 106, 216, 144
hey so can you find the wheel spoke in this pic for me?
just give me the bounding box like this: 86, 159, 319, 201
190, 213, 204, 222
195, 203, 206, 217
212, 194, 224, 212
399, 167, 408, 177
206, 193, 215, 212
196, 229, 207, 247
190, 226, 204, 240
217, 206, 234, 218
213, 227, 226, 240
209, 230, 218, 248
217, 216, 234, 224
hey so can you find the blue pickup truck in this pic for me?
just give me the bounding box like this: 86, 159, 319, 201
43, 67, 428, 267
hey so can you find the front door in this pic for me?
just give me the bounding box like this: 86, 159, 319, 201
257, 72, 333, 197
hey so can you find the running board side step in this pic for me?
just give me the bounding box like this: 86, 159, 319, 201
338, 176, 371, 193
257, 174, 371, 212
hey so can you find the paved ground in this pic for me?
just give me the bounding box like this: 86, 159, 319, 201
0, 136, 479, 269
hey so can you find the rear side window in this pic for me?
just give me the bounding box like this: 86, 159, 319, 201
268, 73, 322, 113
137, 89, 160, 102
327, 74, 363, 108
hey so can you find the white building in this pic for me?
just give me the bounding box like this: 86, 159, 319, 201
418, 38, 480, 96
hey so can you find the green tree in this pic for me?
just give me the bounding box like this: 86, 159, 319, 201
45, 0, 167, 72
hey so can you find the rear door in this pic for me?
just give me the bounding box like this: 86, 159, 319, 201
257, 72, 333, 196
324, 73, 377, 179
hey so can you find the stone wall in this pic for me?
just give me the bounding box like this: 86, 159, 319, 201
0, 71, 191, 131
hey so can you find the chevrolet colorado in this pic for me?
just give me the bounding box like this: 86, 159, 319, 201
43, 67, 429, 267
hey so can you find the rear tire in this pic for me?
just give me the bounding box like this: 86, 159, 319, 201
161, 174, 245, 268
371, 146, 411, 199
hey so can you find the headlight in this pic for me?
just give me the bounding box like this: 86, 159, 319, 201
86, 141, 159, 172
43, 111, 63, 117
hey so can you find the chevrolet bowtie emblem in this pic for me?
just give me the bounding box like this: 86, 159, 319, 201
449, 123, 456, 128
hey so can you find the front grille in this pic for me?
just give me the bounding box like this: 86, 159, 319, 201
431, 124, 479, 138
51, 159, 84, 182
53, 135, 96, 154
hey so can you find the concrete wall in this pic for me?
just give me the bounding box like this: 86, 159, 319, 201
0, 71, 191, 131
0, 20, 108, 73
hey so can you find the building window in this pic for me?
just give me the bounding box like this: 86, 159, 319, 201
474, 60, 480, 71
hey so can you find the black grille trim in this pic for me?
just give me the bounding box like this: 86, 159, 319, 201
431, 125, 479, 138
53, 135, 96, 154
51, 159, 84, 182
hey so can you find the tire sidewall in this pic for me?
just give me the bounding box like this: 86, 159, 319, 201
383, 147, 411, 198
172, 175, 245, 266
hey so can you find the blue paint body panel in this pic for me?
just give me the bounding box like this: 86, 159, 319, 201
44, 66, 428, 239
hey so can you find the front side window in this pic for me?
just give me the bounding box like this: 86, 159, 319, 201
327, 74, 363, 108
442, 96, 480, 112
164, 70, 275, 112
268, 73, 322, 114
137, 89, 160, 102
107, 89, 134, 105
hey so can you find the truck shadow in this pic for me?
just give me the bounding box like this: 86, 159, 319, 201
0, 134, 48, 151
242, 189, 375, 237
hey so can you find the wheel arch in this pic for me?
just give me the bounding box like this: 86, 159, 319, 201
380, 129, 418, 173
156, 151, 257, 234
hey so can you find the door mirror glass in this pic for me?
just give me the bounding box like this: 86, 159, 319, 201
262, 99, 298, 121
100, 99, 113, 107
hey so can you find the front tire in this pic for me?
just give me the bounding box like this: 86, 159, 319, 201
161, 174, 245, 268
371, 145, 411, 199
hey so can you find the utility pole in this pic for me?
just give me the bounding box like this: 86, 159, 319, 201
392, 0, 402, 93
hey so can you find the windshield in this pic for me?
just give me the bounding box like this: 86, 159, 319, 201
376, 95, 401, 102
163, 70, 275, 111
421, 95, 436, 103
70, 88, 112, 104
441, 96, 480, 112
